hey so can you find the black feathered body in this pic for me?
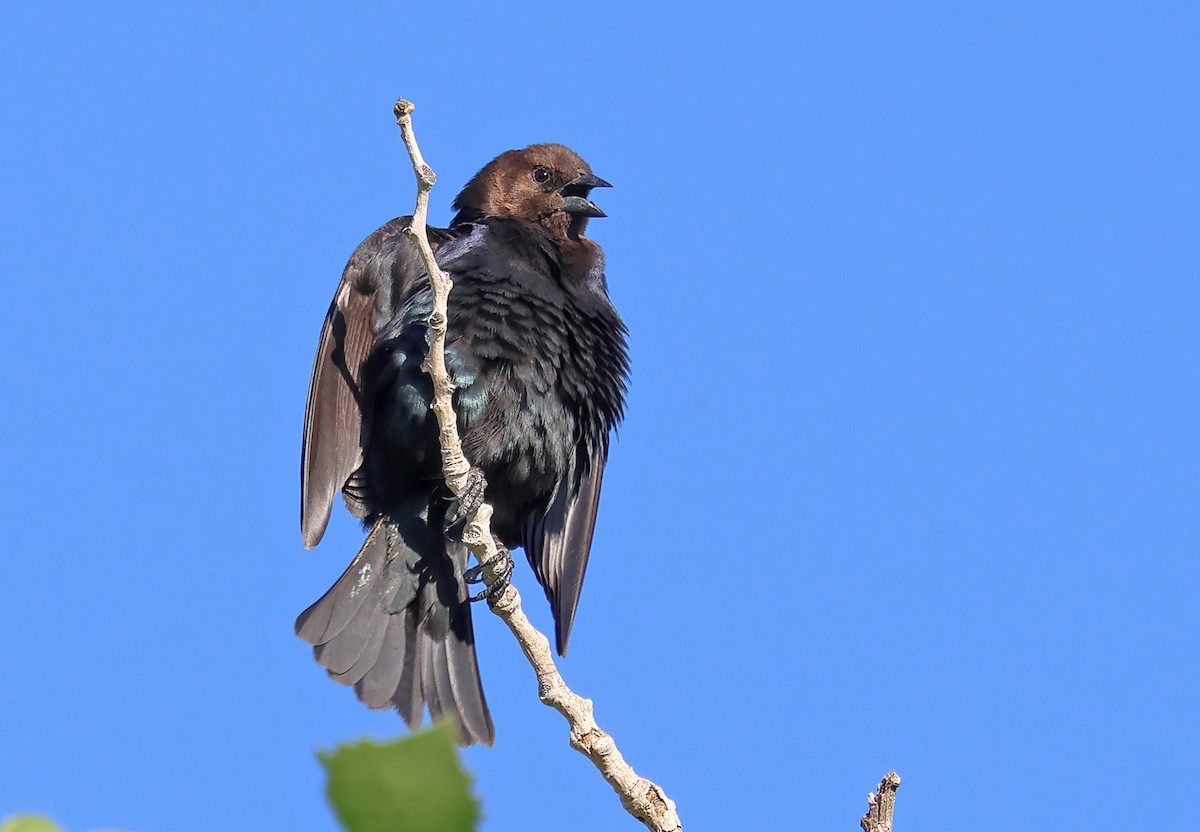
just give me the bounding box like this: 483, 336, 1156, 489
361, 218, 627, 542
297, 209, 627, 746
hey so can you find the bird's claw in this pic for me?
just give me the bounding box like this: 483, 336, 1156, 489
445, 468, 487, 534
466, 545, 514, 603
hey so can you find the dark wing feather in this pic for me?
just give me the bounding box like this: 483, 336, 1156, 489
525, 443, 608, 656
301, 217, 447, 548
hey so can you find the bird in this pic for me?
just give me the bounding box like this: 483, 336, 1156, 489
295, 144, 629, 746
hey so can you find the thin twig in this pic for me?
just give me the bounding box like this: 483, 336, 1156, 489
392, 97, 683, 832
861, 771, 901, 832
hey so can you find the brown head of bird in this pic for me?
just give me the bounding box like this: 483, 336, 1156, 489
452, 143, 611, 240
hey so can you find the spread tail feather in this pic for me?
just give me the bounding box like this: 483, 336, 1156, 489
296, 507, 494, 746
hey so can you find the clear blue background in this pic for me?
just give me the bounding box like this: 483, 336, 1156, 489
2, 3, 1197, 830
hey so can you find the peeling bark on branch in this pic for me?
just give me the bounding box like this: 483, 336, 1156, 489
861, 771, 901, 832
392, 97, 683, 832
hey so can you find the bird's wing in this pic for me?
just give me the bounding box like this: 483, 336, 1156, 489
524, 442, 608, 656
301, 217, 444, 548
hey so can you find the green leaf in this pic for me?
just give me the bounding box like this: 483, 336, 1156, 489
320, 722, 480, 832
0, 817, 63, 832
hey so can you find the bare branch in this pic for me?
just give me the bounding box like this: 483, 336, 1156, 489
391, 98, 471, 495
861, 771, 901, 832
392, 97, 683, 832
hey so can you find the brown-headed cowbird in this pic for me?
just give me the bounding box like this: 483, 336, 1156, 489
296, 144, 628, 746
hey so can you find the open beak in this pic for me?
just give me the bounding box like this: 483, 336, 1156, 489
560, 172, 613, 218
567, 172, 613, 190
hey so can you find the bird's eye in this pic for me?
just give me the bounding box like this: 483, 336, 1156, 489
532, 167, 552, 185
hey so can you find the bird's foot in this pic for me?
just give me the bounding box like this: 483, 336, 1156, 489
445, 468, 487, 535
465, 543, 514, 602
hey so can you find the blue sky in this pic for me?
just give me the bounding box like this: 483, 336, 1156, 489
2, 3, 1197, 830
